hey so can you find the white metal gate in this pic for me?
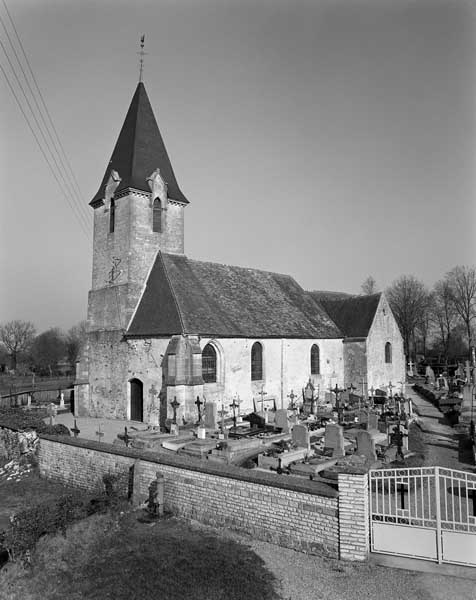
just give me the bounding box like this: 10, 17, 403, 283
369, 467, 476, 567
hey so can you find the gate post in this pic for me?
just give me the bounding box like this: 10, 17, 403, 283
434, 466, 442, 563
338, 470, 369, 561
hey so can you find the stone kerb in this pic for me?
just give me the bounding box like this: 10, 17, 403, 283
337, 470, 369, 561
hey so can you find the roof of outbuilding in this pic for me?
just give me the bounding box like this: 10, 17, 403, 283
127, 253, 343, 339
313, 293, 381, 338
90, 82, 188, 206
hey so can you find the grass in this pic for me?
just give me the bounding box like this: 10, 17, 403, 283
0, 511, 280, 600
0, 467, 80, 533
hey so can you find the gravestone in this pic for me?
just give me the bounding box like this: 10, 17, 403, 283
274, 409, 290, 433
170, 423, 179, 436
27, 394, 32, 409
324, 423, 344, 457
356, 430, 377, 462
197, 425, 206, 440
425, 365, 436, 384
59, 392, 65, 409
47, 403, 57, 426
292, 424, 310, 450
367, 412, 379, 431
204, 402, 217, 429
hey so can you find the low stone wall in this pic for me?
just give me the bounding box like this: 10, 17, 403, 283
0, 424, 39, 462
38, 435, 371, 561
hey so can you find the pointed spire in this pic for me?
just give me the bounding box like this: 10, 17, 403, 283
91, 82, 189, 206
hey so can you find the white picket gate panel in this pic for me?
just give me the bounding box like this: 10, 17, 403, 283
369, 467, 476, 567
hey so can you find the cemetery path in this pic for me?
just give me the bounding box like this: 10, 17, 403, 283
408, 389, 474, 472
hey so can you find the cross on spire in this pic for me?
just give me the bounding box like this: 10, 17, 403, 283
138, 34, 148, 82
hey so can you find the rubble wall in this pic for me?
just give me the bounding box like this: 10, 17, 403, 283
0, 424, 39, 462
38, 435, 340, 558
80, 332, 169, 421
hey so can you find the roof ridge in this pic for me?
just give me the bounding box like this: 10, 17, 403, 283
172, 254, 297, 281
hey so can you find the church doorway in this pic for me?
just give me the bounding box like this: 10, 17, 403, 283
130, 378, 143, 422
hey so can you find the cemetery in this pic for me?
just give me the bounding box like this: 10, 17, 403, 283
108, 377, 418, 486
0, 360, 475, 575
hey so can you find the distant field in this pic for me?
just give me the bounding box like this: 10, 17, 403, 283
0, 376, 74, 397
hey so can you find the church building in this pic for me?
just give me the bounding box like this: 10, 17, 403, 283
74, 81, 405, 424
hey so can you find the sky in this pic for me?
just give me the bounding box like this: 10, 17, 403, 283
1, 0, 475, 333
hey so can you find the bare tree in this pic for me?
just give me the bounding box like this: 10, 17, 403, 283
446, 265, 476, 358
430, 279, 458, 361
31, 328, 67, 376
361, 275, 377, 295
66, 320, 88, 365
386, 275, 429, 361
0, 320, 36, 370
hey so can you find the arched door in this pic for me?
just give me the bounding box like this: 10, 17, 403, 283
130, 378, 143, 422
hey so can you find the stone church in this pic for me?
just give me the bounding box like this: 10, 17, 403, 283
74, 82, 405, 424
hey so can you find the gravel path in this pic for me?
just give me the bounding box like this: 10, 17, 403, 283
408, 388, 474, 471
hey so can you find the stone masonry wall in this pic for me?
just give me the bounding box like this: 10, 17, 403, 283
367, 295, 405, 392
38, 436, 340, 557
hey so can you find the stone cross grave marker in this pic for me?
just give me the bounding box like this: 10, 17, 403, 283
229, 398, 240, 429
407, 360, 414, 376
195, 396, 204, 424
292, 423, 310, 451
217, 403, 227, 434
204, 401, 217, 429
356, 430, 377, 463
324, 423, 344, 457
287, 389, 298, 411
275, 408, 290, 433
257, 387, 267, 413
170, 397, 180, 425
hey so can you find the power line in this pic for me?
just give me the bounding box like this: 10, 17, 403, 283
0, 60, 90, 239
1, 0, 90, 227
0, 4, 91, 236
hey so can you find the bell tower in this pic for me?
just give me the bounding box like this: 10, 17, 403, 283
88, 82, 189, 332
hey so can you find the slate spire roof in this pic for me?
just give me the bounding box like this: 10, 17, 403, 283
127, 253, 342, 339
90, 82, 188, 206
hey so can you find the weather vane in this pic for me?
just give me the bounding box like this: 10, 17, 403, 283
138, 34, 147, 82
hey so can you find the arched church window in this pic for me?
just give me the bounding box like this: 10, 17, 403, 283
153, 198, 162, 233
385, 342, 392, 364
109, 198, 115, 233
310, 344, 320, 375
202, 343, 217, 383
251, 342, 263, 381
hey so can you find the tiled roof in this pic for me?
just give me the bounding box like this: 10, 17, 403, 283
91, 82, 188, 205
127, 253, 342, 339
313, 293, 381, 338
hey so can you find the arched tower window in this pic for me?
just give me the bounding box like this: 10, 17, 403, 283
310, 344, 320, 375
153, 198, 162, 233
202, 343, 217, 383
109, 198, 115, 233
251, 342, 263, 381
385, 342, 392, 364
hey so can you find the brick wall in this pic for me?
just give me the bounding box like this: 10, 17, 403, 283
337, 471, 369, 561
38, 435, 340, 557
